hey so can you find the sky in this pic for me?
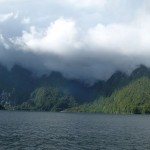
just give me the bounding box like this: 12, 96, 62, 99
0, 0, 149, 82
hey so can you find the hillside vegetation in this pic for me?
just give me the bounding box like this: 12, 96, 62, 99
68, 76, 150, 114
1, 64, 150, 113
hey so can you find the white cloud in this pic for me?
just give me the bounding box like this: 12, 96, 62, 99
16, 13, 150, 57
66, 0, 107, 9
14, 12, 19, 19
0, 12, 13, 22
21, 17, 31, 24
0, 34, 10, 49
16, 18, 79, 54
11, 8, 150, 80
0, 0, 150, 81
0, 12, 18, 23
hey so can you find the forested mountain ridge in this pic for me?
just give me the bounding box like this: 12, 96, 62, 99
68, 65, 150, 114
0, 64, 150, 113
0, 64, 94, 110
68, 76, 150, 114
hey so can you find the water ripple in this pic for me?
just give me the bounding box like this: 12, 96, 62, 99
0, 111, 150, 150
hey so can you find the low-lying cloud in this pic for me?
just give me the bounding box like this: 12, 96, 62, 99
0, 0, 150, 82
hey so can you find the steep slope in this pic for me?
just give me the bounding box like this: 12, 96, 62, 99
1, 63, 150, 112
0, 65, 97, 110
69, 76, 150, 114
9, 65, 37, 104
0, 64, 37, 104
101, 76, 150, 114
39, 71, 93, 103
28, 86, 77, 111
104, 71, 128, 96
130, 65, 150, 80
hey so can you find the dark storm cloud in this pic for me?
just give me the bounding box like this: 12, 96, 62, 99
0, 0, 150, 82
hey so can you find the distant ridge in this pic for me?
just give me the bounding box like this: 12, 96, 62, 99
0, 64, 150, 113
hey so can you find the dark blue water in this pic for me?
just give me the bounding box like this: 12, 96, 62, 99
0, 111, 150, 150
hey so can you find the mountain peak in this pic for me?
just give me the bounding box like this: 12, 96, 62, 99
130, 65, 150, 79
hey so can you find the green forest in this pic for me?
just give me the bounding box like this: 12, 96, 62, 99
1, 64, 150, 114
68, 76, 150, 114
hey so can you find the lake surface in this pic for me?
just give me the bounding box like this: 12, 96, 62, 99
0, 111, 150, 150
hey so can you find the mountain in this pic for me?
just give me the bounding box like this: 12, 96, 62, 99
0, 64, 37, 105
39, 72, 93, 103
29, 86, 76, 111
0, 64, 95, 111
68, 65, 150, 114
0, 63, 150, 113
130, 65, 150, 79
101, 76, 150, 114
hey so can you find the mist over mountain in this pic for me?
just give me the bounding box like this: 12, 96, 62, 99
2, 2, 150, 150
68, 65, 150, 114
1, 1, 150, 112
0, 0, 150, 82
0, 63, 149, 112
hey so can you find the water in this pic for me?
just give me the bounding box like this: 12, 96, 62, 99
0, 111, 150, 150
